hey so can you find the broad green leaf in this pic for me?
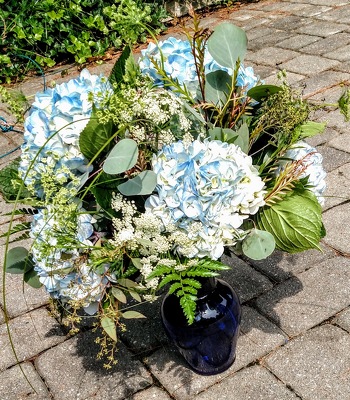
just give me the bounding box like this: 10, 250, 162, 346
242, 229, 275, 260
247, 84, 282, 101
79, 106, 115, 161
207, 22, 247, 68
0, 159, 31, 201
121, 311, 146, 319
103, 138, 138, 175
101, 316, 117, 341
338, 88, 350, 121
91, 171, 122, 211
118, 170, 157, 196
5, 247, 33, 274
109, 45, 131, 85
208, 127, 237, 141
231, 122, 249, 153
111, 287, 127, 303
24, 269, 42, 288
205, 70, 231, 105
294, 121, 326, 139
256, 189, 323, 253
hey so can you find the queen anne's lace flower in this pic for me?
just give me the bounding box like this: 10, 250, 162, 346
139, 37, 259, 95
19, 69, 112, 197
145, 139, 266, 259
276, 141, 327, 206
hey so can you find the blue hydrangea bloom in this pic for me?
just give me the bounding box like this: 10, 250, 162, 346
139, 37, 259, 95
20, 69, 113, 197
145, 139, 266, 259
276, 141, 327, 206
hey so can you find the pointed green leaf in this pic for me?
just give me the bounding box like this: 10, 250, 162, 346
247, 84, 282, 101
121, 311, 146, 319
256, 189, 323, 253
103, 139, 138, 175
79, 106, 115, 161
5, 247, 33, 274
118, 278, 138, 288
242, 229, 275, 260
131, 258, 142, 270
294, 121, 326, 139
109, 45, 131, 85
207, 22, 247, 68
101, 316, 117, 341
24, 269, 42, 288
111, 287, 127, 304
205, 70, 231, 105
118, 170, 157, 196
129, 290, 142, 302
231, 122, 249, 153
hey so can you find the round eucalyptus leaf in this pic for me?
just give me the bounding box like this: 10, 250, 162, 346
103, 138, 138, 175
207, 22, 247, 68
118, 170, 157, 196
242, 229, 275, 260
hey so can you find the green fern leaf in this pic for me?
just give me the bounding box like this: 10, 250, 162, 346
180, 294, 197, 325
181, 278, 202, 288
168, 282, 182, 295
158, 273, 181, 289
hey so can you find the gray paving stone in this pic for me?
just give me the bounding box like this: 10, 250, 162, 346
144, 305, 286, 400
334, 60, 350, 73
196, 365, 299, 400
299, 32, 350, 55
247, 28, 292, 51
286, 0, 348, 8
313, 109, 350, 133
323, 204, 350, 254
276, 34, 320, 50
255, 256, 350, 336
291, 4, 332, 16
296, 20, 349, 36
279, 54, 340, 76
0, 362, 50, 400
127, 386, 171, 400
329, 133, 350, 155
299, 70, 350, 97
314, 4, 350, 23
324, 44, 350, 62
0, 307, 66, 372
266, 15, 310, 30
245, 47, 299, 67
317, 144, 350, 173
323, 163, 350, 210
248, 244, 336, 283
333, 307, 350, 333
35, 330, 152, 400
265, 325, 350, 400
220, 254, 273, 303
0, 273, 48, 319
305, 126, 339, 147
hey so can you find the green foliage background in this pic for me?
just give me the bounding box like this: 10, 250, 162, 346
0, 0, 167, 82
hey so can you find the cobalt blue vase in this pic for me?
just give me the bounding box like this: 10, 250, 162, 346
161, 277, 241, 375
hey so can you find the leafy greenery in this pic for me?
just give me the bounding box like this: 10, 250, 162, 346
0, 0, 167, 83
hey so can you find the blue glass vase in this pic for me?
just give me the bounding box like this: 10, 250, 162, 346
161, 277, 241, 375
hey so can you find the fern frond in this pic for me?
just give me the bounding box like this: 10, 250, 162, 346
168, 282, 182, 295
180, 294, 197, 325
0, 222, 31, 238
158, 273, 181, 289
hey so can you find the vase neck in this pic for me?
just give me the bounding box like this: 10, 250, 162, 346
197, 277, 217, 299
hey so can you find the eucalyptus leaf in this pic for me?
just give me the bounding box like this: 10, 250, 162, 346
118, 170, 157, 196
5, 247, 33, 274
79, 106, 115, 161
118, 278, 138, 288
232, 122, 249, 153
247, 84, 282, 101
112, 287, 127, 304
242, 229, 275, 260
103, 139, 138, 175
129, 290, 142, 303
131, 258, 142, 270
101, 316, 117, 341
256, 189, 323, 253
205, 70, 231, 105
207, 22, 247, 68
121, 311, 146, 319
24, 269, 42, 288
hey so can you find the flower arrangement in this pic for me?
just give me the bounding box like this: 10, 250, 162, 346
3, 16, 348, 365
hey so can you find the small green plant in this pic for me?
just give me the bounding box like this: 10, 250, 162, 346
0, 0, 168, 83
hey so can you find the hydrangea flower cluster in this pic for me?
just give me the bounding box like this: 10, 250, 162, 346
145, 139, 266, 259
139, 37, 259, 95
30, 204, 107, 312
19, 69, 112, 197
276, 141, 327, 206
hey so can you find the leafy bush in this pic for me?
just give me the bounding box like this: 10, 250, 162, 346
0, 0, 167, 82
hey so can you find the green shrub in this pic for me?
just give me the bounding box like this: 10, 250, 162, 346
0, 0, 167, 82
